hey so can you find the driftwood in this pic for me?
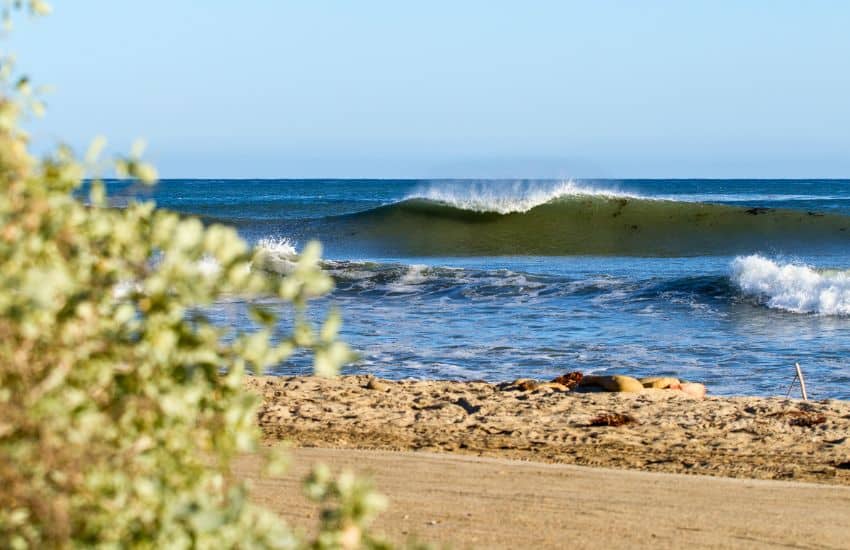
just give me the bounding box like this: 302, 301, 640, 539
786, 362, 809, 401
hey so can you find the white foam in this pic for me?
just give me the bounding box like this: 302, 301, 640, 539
387, 264, 430, 293
731, 255, 850, 315
406, 180, 640, 214
253, 237, 299, 275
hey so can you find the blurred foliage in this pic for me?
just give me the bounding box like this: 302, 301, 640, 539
0, 3, 393, 548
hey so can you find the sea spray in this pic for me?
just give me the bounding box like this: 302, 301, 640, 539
731, 255, 850, 315
253, 236, 299, 275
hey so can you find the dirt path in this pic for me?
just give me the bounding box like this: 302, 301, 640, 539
235, 447, 850, 549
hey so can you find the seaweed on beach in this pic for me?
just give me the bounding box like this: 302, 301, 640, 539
551, 371, 584, 390
497, 379, 540, 392
790, 414, 827, 427
588, 413, 636, 427
769, 410, 828, 428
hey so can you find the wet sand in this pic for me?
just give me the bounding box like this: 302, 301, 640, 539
234, 447, 850, 549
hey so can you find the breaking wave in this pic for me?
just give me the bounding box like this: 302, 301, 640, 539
731, 255, 850, 315
248, 237, 850, 317
253, 236, 299, 274
319, 193, 850, 256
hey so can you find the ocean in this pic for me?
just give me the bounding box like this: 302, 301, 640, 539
107, 179, 850, 399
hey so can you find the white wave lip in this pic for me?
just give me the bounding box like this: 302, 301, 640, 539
731, 255, 850, 315
406, 180, 641, 214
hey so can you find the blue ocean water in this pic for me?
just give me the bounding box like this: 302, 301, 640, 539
109, 179, 850, 398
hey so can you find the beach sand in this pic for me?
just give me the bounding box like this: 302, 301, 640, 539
235, 447, 850, 549
245, 375, 850, 483
237, 375, 850, 547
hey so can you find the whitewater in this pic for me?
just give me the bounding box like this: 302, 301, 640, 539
732, 255, 850, 315
104, 178, 850, 399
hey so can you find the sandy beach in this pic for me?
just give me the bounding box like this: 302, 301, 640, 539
246, 375, 850, 484
236, 375, 850, 547
235, 447, 850, 549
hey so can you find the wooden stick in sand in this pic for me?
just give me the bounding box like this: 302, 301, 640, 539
785, 363, 809, 401
795, 362, 808, 401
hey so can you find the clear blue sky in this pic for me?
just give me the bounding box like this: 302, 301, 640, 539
10, 1, 850, 178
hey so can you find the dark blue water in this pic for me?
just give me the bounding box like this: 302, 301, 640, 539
108, 179, 850, 398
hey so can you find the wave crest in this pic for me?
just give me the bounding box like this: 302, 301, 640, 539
731, 255, 850, 315
405, 180, 638, 214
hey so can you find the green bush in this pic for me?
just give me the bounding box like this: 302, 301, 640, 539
0, 4, 389, 548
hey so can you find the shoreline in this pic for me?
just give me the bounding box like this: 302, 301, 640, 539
246, 374, 850, 485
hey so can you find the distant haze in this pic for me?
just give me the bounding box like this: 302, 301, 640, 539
13, 1, 850, 178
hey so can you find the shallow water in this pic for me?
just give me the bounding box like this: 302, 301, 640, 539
107, 179, 850, 398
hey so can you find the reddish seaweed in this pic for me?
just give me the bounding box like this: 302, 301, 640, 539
551, 371, 584, 390
588, 413, 636, 427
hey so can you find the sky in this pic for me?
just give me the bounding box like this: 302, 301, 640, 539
9, 1, 850, 178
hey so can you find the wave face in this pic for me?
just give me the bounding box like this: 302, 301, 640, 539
732, 255, 850, 315
322, 192, 850, 256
